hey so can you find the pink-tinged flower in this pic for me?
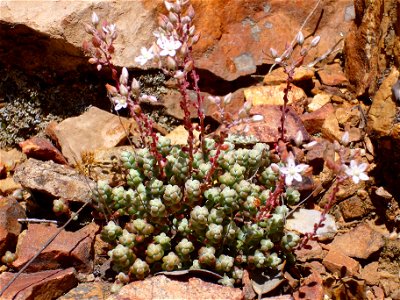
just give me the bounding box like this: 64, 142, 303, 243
91, 12, 99, 26
274, 156, 308, 186
112, 96, 128, 111
140, 94, 158, 103
157, 35, 182, 57
343, 160, 369, 184
135, 47, 155, 66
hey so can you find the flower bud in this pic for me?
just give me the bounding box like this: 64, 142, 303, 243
119, 84, 129, 97
97, 64, 102, 71
191, 33, 200, 44
274, 57, 282, 64
166, 56, 177, 70
92, 36, 101, 48
188, 5, 195, 19
310, 35, 321, 47
88, 57, 98, 64
131, 78, 140, 92
189, 25, 196, 36
174, 70, 185, 79
180, 42, 188, 57
166, 21, 174, 32
181, 16, 191, 25
243, 101, 252, 113
296, 31, 304, 46
164, 0, 173, 11
84, 23, 95, 34
184, 60, 194, 72
168, 12, 179, 24
252, 114, 263, 122
270, 47, 278, 58
106, 84, 118, 96
300, 48, 308, 56
91, 12, 99, 26
341, 131, 350, 146
120, 67, 129, 85
223, 93, 232, 104
295, 130, 304, 146
158, 15, 168, 29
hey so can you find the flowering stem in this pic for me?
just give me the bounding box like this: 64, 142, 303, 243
189, 63, 206, 157
178, 78, 195, 175
280, 68, 294, 142
256, 176, 285, 221
297, 176, 344, 249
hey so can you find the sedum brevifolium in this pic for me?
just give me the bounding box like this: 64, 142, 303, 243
94, 135, 301, 284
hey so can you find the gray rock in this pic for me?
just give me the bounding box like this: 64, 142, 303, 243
13, 158, 95, 203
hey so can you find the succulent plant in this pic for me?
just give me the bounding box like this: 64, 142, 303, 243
92, 135, 304, 286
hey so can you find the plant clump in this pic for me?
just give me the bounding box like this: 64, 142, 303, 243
94, 135, 301, 286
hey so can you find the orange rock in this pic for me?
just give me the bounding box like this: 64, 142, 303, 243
317, 63, 348, 87
19, 137, 68, 165
108, 275, 243, 300
13, 223, 98, 273
0, 268, 77, 300
322, 249, 360, 276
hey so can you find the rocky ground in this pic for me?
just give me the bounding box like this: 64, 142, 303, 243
1, 1, 400, 300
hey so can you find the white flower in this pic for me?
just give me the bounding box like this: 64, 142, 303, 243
343, 160, 369, 184
135, 47, 155, 66
113, 96, 128, 111
275, 156, 308, 186
157, 35, 182, 57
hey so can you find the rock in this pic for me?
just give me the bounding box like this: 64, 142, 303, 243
58, 282, 109, 300
19, 136, 68, 165
321, 113, 342, 142
243, 84, 306, 106
301, 103, 335, 135
285, 209, 337, 240
13, 158, 95, 203
303, 261, 327, 276
344, 0, 400, 96
0, 148, 26, 172
293, 270, 324, 300
0, 197, 26, 257
367, 286, 385, 300
107, 275, 243, 300
367, 68, 399, 138
263, 66, 314, 85
307, 93, 331, 112
263, 296, 293, 300
305, 140, 334, 174
50, 107, 137, 164
338, 195, 373, 221
317, 63, 348, 87
165, 125, 200, 146
230, 105, 310, 143
294, 240, 325, 263
322, 249, 360, 276
331, 278, 366, 300
335, 103, 361, 127
330, 223, 385, 259
162, 88, 245, 124
0, 267, 77, 300
360, 261, 380, 286
12, 222, 98, 273
0, 1, 354, 81
321, 176, 366, 205
0, 178, 22, 195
